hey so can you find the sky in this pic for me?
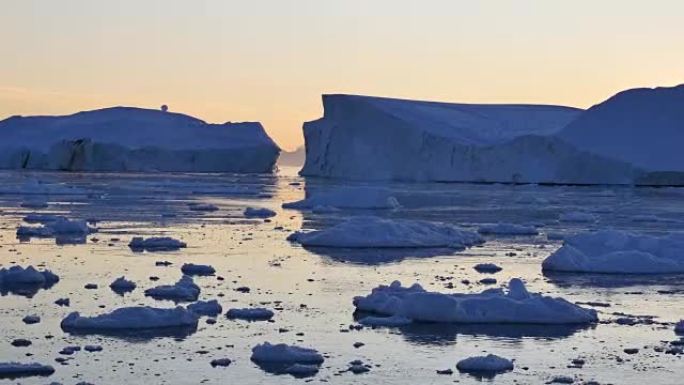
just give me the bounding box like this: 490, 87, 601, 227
1, 1, 683, 150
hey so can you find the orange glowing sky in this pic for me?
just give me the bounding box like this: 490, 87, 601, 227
1, 0, 683, 150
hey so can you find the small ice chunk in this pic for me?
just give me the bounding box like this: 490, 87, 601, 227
244, 207, 277, 218
474, 263, 502, 273
456, 354, 514, 374
210, 358, 232, 367
84, 345, 103, 352
109, 277, 136, 294
181, 263, 215, 276
22, 315, 41, 324
187, 300, 223, 316
226, 308, 274, 321
129, 237, 187, 252
144, 276, 200, 302
0, 266, 59, 286
251, 342, 324, 364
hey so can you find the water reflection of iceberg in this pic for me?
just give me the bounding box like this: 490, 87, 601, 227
353, 311, 592, 344
61, 325, 198, 341
0, 280, 58, 298
303, 246, 458, 265
544, 271, 684, 289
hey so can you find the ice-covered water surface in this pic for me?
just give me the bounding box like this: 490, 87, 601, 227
0, 167, 683, 384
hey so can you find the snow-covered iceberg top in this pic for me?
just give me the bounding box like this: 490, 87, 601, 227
0, 362, 55, 379
300, 94, 640, 184
283, 186, 400, 210
0, 106, 279, 173
353, 278, 597, 324
542, 230, 684, 274
61, 306, 199, 331
289, 216, 483, 249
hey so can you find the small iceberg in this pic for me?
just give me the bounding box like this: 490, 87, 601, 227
0, 362, 55, 379
353, 278, 597, 324
144, 276, 200, 302
283, 186, 400, 210
251, 342, 324, 376
477, 223, 538, 236
17, 216, 95, 242
226, 308, 274, 321
187, 300, 223, 316
456, 354, 514, 376
129, 237, 187, 252
244, 207, 277, 218
474, 263, 503, 273
543, 230, 684, 274
0, 265, 59, 286
61, 306, 199, 333
109, 277, 136, 294
181, 263, 215, 276
290, 216, 483, 249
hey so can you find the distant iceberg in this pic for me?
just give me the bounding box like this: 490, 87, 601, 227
0, 106, 280, 173
300, 94, 639, 184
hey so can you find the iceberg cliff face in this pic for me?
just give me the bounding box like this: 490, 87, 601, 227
300, 94, 637, 184
0, 107, 280, 173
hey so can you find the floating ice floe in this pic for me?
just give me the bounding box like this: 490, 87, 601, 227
181, 263, 216, 276
187, 300, 223, 316
144, 276, 200, 302
353, 278, 597, 324
22, 315, 41, 324
251, 342, 324, 364
283, 186, 400, 210
0, 362, 55, 379
129, 237, 187, 252
17, 217, 95, 239
0, 266, 59, 286
559, 212, 597, 223
289, 216, 483, 249
61, 306, 199, 332
244, 207, 277, 218
542, 230, 684, 274
477, 223, 538, 236
474, 263, 503, 273
675, 320, 684, 334
226, 308, 274, 321
456, 354, 514, 375
109, 277, 136, 294
20, 199, 48, 209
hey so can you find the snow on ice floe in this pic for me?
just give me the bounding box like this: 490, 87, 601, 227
61, 306, 199, 333
109, 277, 136, 294
0, 106, 279, 173
187, 300, 223, 316
129, 237, 187, 252
144, 276, 200, 302
477, 223, 538, 236
456, 354, 514, 375
181, 263, 215, 276
283, 186, 400, 210
353, 278, 597, 324
300, 94, 640, 184
226, 308, 274, 321
243, 207, 277, 218
289, 216, 483, 249
542, 230, 684, 274
0, 362, 55, 379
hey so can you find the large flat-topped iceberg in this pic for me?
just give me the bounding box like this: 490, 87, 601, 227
301, 94, 637, 184
0, 106, 280, 172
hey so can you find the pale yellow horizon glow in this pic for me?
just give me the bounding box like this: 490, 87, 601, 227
2, 0, 683, 150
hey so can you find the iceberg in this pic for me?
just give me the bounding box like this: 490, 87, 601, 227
353, 278, 597, 324
0, 265, 59, 286
226, 307, 274, 321
251, 342, 324, 364
300, 94, 637, 184
0, 106, 279, 173
542, 230, 684, 274
0, 362, 55, 379
129, 237, 186, 252
290, 216, 483, 249
180, 263, 216, 276
560, 84, 684, 179
456, 354, 514, 375
187, 300, 223, 316
144, 276, 200, 302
